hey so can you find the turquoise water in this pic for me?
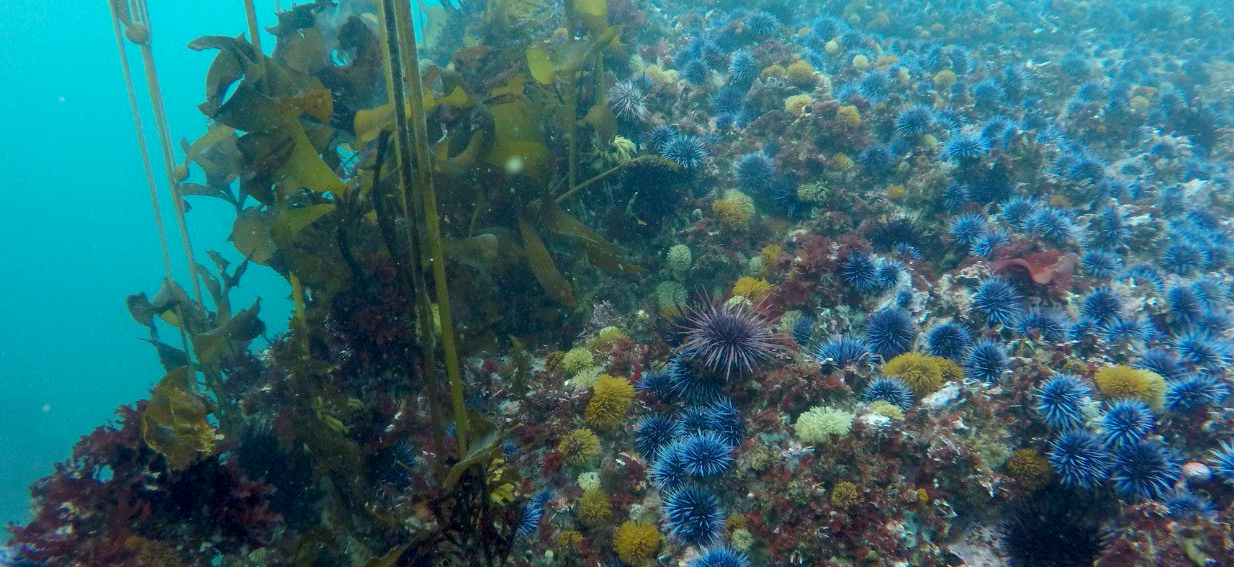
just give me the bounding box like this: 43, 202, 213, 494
0, 0, 289, 527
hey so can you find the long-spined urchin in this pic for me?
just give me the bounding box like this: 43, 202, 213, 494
682, 303, 781, 378
1110, 439, 1179, 500
1035, 374, 1091, 430
662, 485, 725, 546
865, 307, 916, 360
608, 79, 649, 122
1049, 430, 1111, 489
815, 336, 870, 370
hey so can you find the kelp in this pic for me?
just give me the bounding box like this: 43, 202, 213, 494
574, 0, 609, 35
213, 86, 345, 192
271, 203, 337, 248
518, 213, 576, 306
105, 1, 660, 564
534, 198, 642, 275
484, 0, 552, 32
485, 76, 552, 183
442, 414, 518, 490
366, 26, 637, 307
141, 367, 220, 470
230, 207, 277, 264
129, 247, 262, 437
353, 85, 471, 150
190, 299, 263, 365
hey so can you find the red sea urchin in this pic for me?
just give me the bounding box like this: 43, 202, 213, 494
683, 302, 781, 379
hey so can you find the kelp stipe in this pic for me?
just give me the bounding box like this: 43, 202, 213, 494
374, 0, 470, 456
107, 0, 243, 440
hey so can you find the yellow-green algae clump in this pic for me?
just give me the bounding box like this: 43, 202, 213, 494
562, 347, 596, 374
882, 352, 945, 396
578, 486, 612, 528
830, 481, 860, 508
558, 428, 601, 464
794, 406, 854, 443
731, 276, 773, 300
713, 189, 756, 230
1005, 448, 1052, 491
614, 520, 661, 565
585, 374, 635, 429
1094, 365, 1166, 408
666, 243, 692, 276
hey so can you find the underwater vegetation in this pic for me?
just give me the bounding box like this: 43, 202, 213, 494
13, 0, 1234, 566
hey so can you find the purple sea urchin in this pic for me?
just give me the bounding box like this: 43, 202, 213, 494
678, 433, 734, 478
816, 336, 870, 369
1100, 398, 1153, 449
733, 151, 775, 192
660, 134, 709, 170
926, 322, 972, 360
972, 278, 1023, 327
683, 303, 780, 378
608, 79, 649, 122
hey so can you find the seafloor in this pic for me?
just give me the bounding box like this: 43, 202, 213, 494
7, 0, 1234, 566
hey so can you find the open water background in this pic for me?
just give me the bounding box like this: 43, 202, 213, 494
0, 0, 292, 528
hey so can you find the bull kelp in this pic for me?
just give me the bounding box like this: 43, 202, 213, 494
8, 0, 1234, 566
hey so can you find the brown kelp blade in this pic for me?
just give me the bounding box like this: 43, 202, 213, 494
537, 199, 642, 275
518, 213, 576, 306
142, 367, 220, 470
230, 207, 277, 265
